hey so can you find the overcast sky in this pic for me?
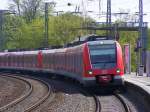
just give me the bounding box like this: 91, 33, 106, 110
0, 0, 150, 26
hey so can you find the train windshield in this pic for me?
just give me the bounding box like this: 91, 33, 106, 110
89, 44, 116, 69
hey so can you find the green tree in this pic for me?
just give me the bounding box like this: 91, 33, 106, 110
119, 31, 138, 71
10, 0, 43, 22
48, 13, 85, 46
4, 15, 25, 49
3, 13, 88, 49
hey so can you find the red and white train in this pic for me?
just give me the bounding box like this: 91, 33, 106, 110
0, 40, 124, 86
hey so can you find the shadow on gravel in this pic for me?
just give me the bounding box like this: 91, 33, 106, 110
34, 73, 126, 96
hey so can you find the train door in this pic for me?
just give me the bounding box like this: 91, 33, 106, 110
37, 51, 43, 69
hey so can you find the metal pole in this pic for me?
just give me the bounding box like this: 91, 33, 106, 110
129, 43, 131, 74
99, 0, 101, 18
0, 11, 4, 50
107, 0, 111, 25
44, 2, 49, 48
106, 0, 111, 39
139, 0, 143, 65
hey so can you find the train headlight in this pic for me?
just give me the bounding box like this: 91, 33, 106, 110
88, 70, 93, 75
116, 69, 120, 73
100, 41, 104, 44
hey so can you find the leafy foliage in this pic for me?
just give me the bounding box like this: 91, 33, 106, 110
119, 31, 138, 71
3, 13, 87, 49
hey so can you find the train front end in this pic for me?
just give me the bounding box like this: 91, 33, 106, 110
83, 40, 124, 86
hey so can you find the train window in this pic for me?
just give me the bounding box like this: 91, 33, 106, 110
46, 54, 48, 68
35, 54, 37, 67
88, 44, 116, 69
0, 56, 1, 66
79, 53, 83, 74
1, 56, 3, 66
21, 55, 23, 67
31, 55, 33, 67
47, 54, 49, 68
48, 53, 51, 68
45, 54, 48, 68
45, 54, 47, 66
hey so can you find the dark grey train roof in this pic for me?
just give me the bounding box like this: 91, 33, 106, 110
87, 40, 116, 45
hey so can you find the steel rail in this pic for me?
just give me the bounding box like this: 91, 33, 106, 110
93, 95, 101, 112
0, 73, 53, 112
79, 87, 101, 112
114, 93, 131, 112
0, 74, 33, 111
23, 76, 53, 112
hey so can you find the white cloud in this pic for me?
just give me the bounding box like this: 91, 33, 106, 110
0, 0, 9, 10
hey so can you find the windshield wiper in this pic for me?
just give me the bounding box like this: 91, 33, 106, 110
92, 61, 115, 64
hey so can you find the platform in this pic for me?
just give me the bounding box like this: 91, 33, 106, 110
124, 73, 150, 95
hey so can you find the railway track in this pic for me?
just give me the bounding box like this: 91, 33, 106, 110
93, 95, 101, 112
83, 92, 130, 112
24, 76, 52, 112
94, 93, 131, 112
84, 87, 131, 112
0, 72, 141, 112
0, 74, 32, 111
0, 73, 53, 112
114, 93, 131, 112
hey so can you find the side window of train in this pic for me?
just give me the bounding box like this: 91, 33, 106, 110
15, 55, 17, 66
53, 53, 55, 66
32, 54, 35, 67
72, 53, 75, 72
30, 55, 32, 66
29, 55, 31, 66
13, 55, 15, 66
45, 54, 47, 66
30, 55, 32, 65
9, 55, 11, 66
33, 54, 35, 67
75, 53, 78, 72
26, 55, 28, 66
48, 53, 50, 66
34, 54, 36, 66
45, 53, 47, 67
43, 54, 45, 66
0, 56, 2, 66
20, 55, 22, 67
23, 55, 25, 66
46, 54, 48, 65
78, 53, 81, 72
49, 53, 52, 66
18, 55, 20, 66
44, 54, 46, 65
1, 56, 3, 65
27, 55, 29, 66
32, 55, 34, 65
0, 56, 1, 65
11, 55, 13, 66
52, 53, 54, 67
56, 53, 58, 68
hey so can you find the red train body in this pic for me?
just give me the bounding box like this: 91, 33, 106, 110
0, 40, 124, 86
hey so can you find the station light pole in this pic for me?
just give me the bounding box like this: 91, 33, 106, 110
44, 0, 56, 48
44, 2, 49, 48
